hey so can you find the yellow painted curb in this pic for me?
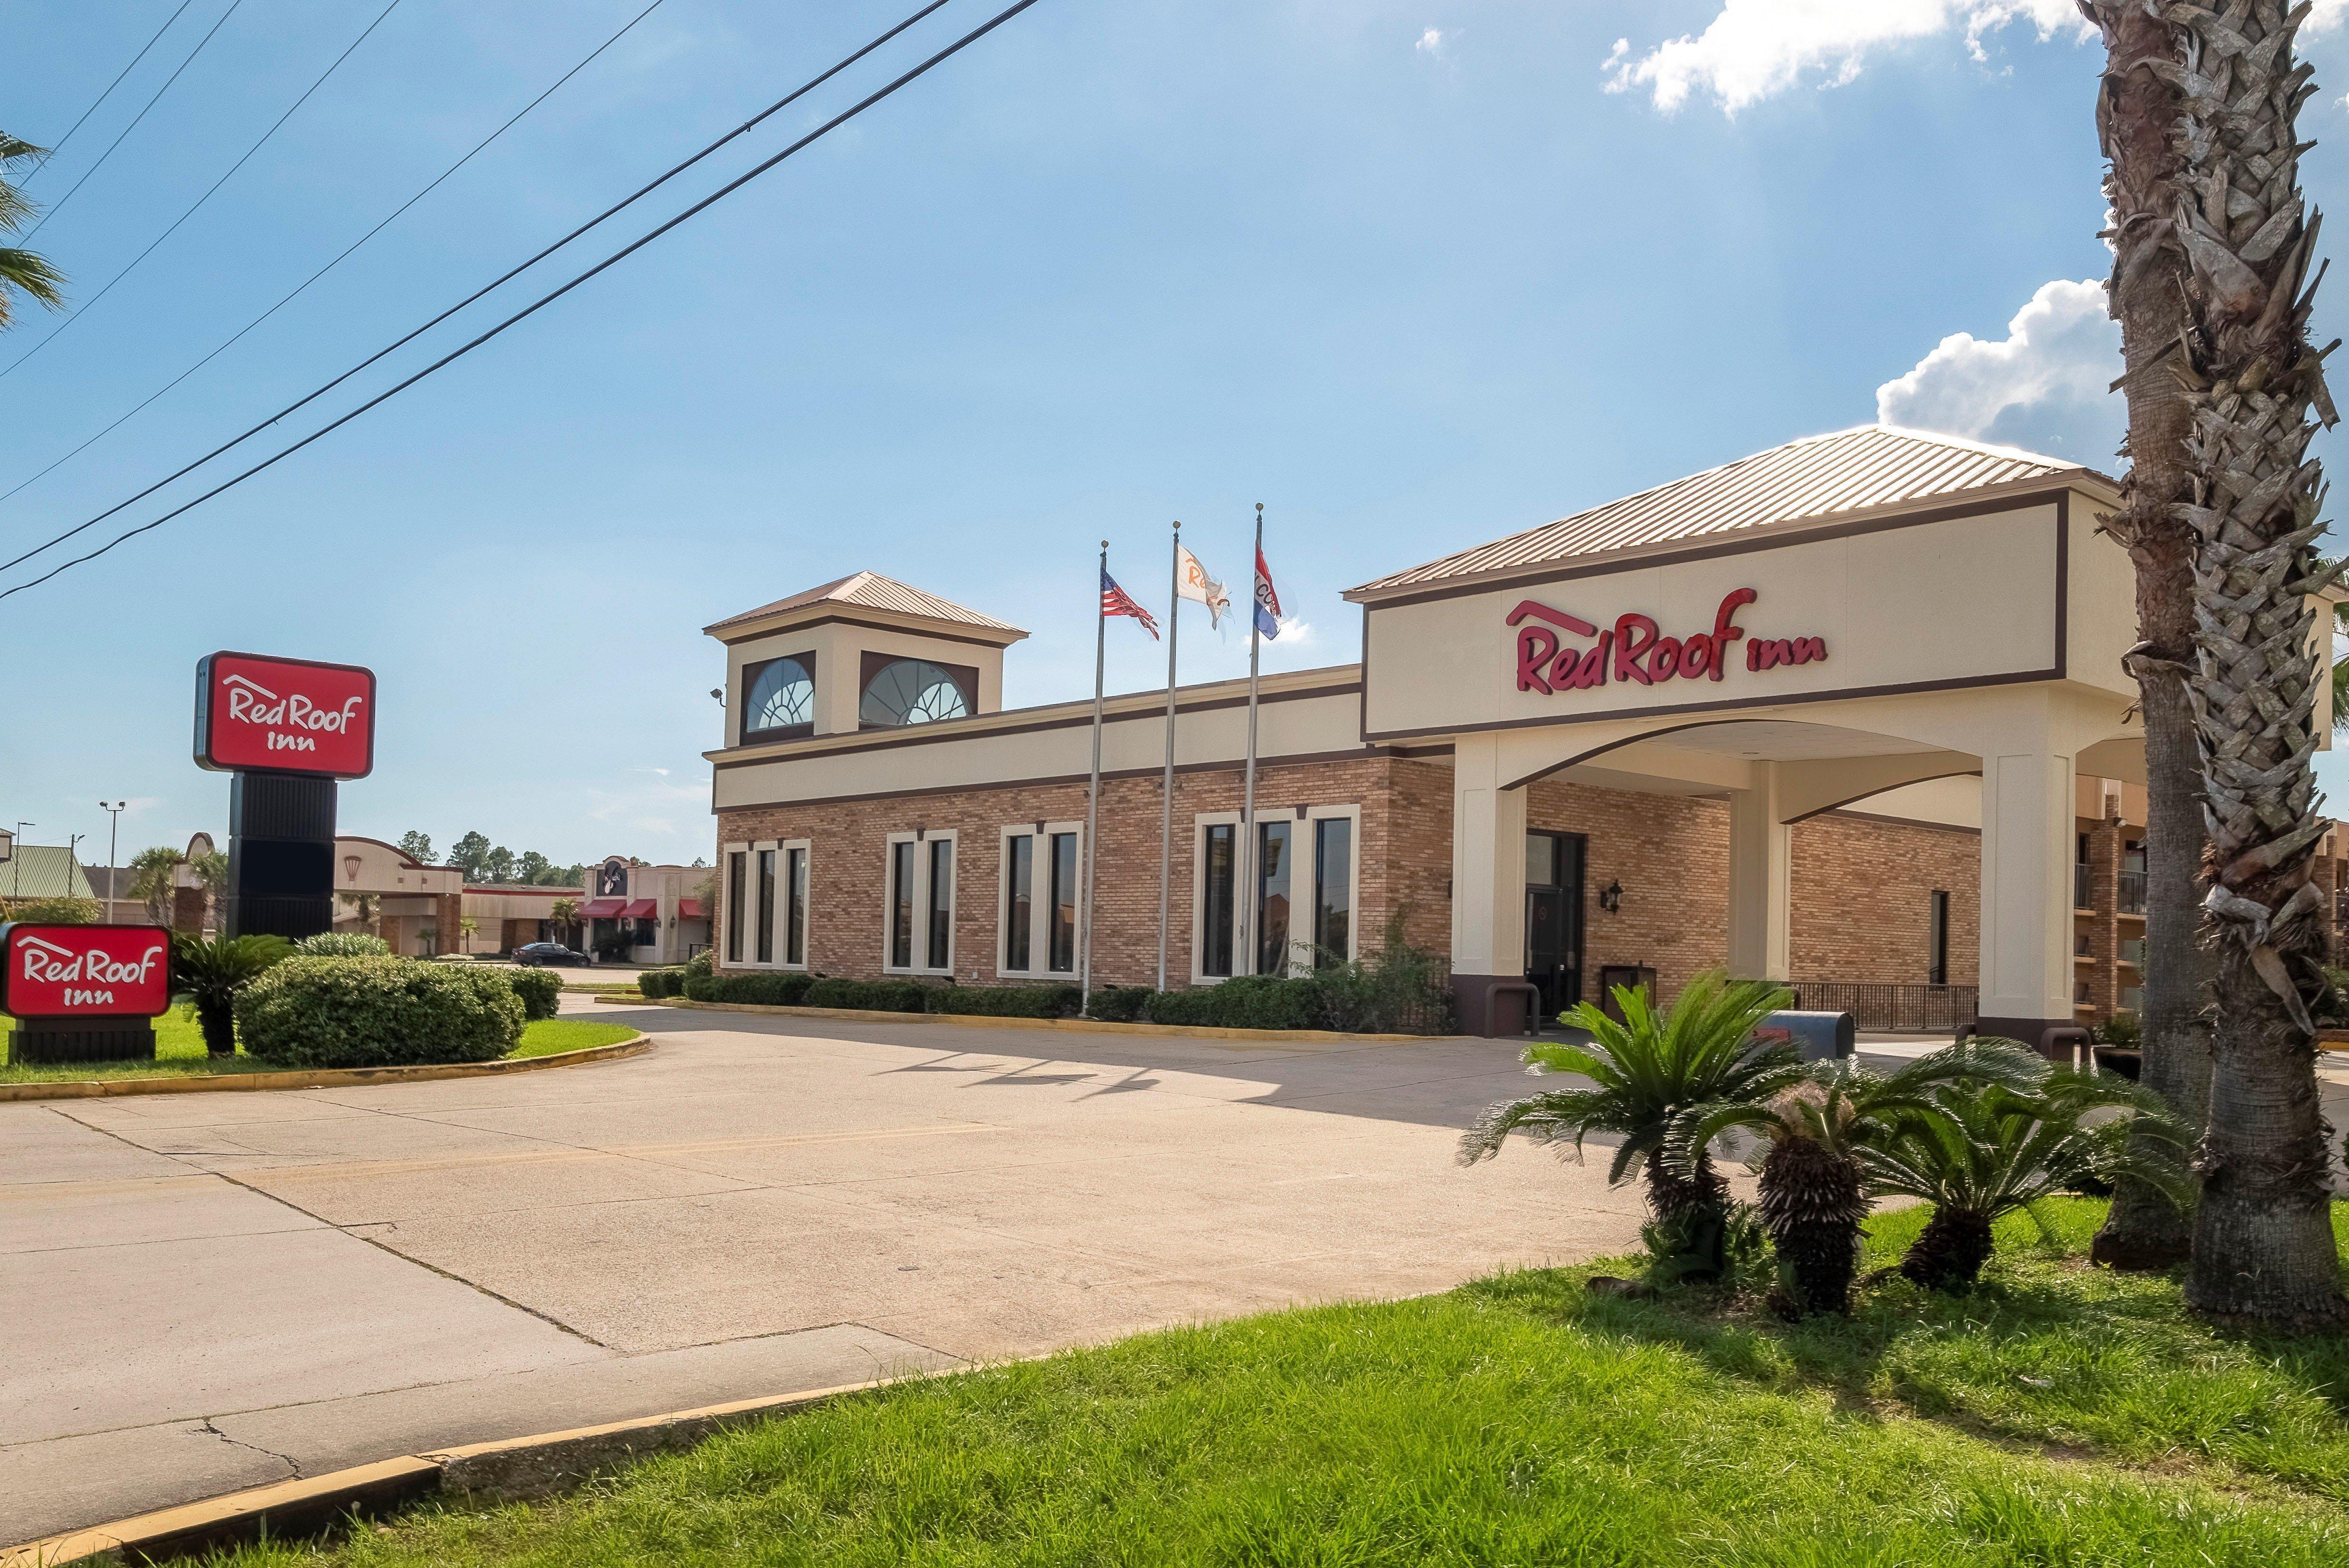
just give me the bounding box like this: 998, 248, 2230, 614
0, 1378, 896, 1566
596, 993, 1440, 1045
0, 1036, 651, 1105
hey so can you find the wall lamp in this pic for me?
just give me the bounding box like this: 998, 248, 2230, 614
708, 688, 724, 705
1597, 879, 1624, 914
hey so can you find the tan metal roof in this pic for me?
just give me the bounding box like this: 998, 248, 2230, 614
1349, 425, 2111, 598
706, 571, 1026, 636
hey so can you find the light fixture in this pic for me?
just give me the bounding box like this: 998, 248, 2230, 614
709, 688, 724, 704
1598, 878, 1624, 914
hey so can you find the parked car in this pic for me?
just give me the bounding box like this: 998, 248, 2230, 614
512, 943, 592, 967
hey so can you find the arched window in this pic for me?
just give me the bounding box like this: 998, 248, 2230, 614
861, 658, 971, 727
743, 656, 814, 737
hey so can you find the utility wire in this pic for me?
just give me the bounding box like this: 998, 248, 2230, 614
0, 0, 959, 574
24, 0, 245, 241
24, 0, 200, 182
0, 0, 1044, 605
0, 0, 672, 510
2, 0, 407, 381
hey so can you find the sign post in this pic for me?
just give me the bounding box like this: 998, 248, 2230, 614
194, 652, 377, 942
1, 923, 172, 1063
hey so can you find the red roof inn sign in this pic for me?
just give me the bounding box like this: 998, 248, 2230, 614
194, 651, 376, 779
1, 924, 172, 1018
1508, 587, 1826, 697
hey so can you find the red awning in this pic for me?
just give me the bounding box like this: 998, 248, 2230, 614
579, 897, 626, 918
677, 898, 705, 919
620, 898, 659, 919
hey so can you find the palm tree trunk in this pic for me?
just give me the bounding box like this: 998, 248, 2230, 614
2085, 0, 2211, 1273
1901, 1207, 1996, 1293
1757, 1142, 1867, 1317
2157, 1, 2348, 1329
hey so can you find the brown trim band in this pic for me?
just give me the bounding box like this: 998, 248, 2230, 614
713, 613, 1022, 650
712, 747, 1411, 813
1347, 481, 2088, 608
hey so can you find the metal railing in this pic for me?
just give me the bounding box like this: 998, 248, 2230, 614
2075, 862, 2093, 909
1787, 981, 1979, 1034
2118, 870, 2148, 914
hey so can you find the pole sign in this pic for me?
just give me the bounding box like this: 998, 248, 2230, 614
0, 924, 173, 1018
194, 651, 376, 779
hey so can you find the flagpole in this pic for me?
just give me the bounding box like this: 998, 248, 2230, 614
1082, 540, 1108, 1009
1240, 503, 1263, 976
1158, 520, 1181, 991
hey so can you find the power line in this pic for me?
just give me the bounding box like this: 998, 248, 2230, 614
1, 0, 407, 381
24, 0, 200, 182
0, 0, 960, 575
0, 0, 1045, 605
24, 0, 246, 242
0, 0, 672, 510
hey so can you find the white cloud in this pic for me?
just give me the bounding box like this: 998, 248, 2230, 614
1605, 1, 2089, 114
1875, 278, 2122, 464
1416, 27, 1446, 57
1275, 615, 1313, 643
2316, 0, 2349, 35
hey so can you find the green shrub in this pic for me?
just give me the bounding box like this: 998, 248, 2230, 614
1143, 975, 1317, 1030
926, 984, 1081, 1019
2098, 1010, 2143, 1048
685, 948, 715, 979
508, 966, 562, 1021
804, 977, 931, 1013
684, 971, 817, 1006
0, 895, 101, 924
237, 956, 524, 1068
637, 968, 686, 998
1085, 986, 1154, 1022
295, 931, 392, 957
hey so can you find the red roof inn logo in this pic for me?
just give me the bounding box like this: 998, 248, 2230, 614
194, 651, 376, 779
1508, 587, 1827, 696
1, 924, 173, 1018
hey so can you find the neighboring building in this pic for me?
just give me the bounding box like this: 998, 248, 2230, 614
576, 856, 712, 965
695, 429, 2349, 1041
331, 836, 585, 956
1, 844, 102, 907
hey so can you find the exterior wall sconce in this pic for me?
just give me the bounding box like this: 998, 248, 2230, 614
1598, 879, 1624, 914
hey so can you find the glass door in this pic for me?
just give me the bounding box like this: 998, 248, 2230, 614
1524, 831, 1586, 1024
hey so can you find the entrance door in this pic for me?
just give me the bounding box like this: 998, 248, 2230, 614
1525, 831, 1586, 1023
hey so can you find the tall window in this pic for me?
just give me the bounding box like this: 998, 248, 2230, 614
1257, 820, 1292, 977
1927, 889, 1950, 986
890, 841, 915, 968
1049, 832, 1077, 974
785, 847, 808, 966
1312, 817, 1351, 969
1200, 823, 1237, 977
927, 838, 955, 970
1005, 835, 1034, 972
726, 852, 746, 963
742, 655, 814, 739
862, 659, 972, 727
756, 850, 776, 964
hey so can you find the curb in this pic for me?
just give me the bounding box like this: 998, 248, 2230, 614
0, 1379, 887, 1567
594, 994, 1440, 1045
0, 1036, 651, 1105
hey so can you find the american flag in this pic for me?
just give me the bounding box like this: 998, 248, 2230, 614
1101, 567, 1160, 639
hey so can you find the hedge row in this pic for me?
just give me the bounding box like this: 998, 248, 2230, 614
237, 956, 524, 1069
670, 970, 1083, 1018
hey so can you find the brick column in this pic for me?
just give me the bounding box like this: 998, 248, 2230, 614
377, 913, 398, 952
2084, 817, 2120, 1024
438, 893, 464, 956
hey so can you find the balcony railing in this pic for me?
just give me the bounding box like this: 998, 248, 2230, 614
1787, 981, 1979, 1034
2118, 870, 2148, 914
2075, 862, 2093, 909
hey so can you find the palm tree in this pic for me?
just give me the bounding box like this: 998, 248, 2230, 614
1675, 1042, 2048, 1316
2113, 1, 2349, 1331
126, 845, 184, 926
0, 133, 64, 330
1859, 1068, 2192, 1293
169, 933, 291, 1054
2079, 2, 2213, 1274
1458, 971, 1799, 1279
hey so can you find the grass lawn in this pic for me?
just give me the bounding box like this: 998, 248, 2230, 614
220, 1199, 2349, 1567
0, 1014, 635, 1084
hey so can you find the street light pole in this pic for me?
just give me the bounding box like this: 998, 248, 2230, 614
101, 802, 125, 918
12, 822, 31, 900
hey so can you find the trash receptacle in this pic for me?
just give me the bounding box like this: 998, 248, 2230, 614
1763, 1009, 1855, 1063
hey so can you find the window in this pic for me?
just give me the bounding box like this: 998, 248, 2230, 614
886, 831, 957, 975
784, 846, 808, 966
756, 850, 776, 964
1257, 820, 1292, 977
1049, 832, 1077, 974
741, 654, 815, 740
1312, 816, 1351, 969
1005, 835, 1033, 972
1200, 822, 1237, 977
1927, 889, 1949, 986
861, 658, 972, 727
726, 851, 746, 963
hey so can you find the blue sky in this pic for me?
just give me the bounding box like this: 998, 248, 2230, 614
4, 0, 2348, 867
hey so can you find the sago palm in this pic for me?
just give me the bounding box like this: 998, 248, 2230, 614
1674, 1042, 2048, 1316
1859, 1068, 2192, 1293
0, 133, 64, 330
1458, 970, 1798, 1279
169, 933, 291, 1054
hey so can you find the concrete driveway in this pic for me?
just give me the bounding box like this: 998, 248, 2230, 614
1, 998, 1648, 1544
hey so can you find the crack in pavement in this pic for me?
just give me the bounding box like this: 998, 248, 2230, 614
196, 1419, 301, 1480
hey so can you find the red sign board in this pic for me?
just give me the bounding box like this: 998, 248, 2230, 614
194, 651, 376, 779
1508, 588, 1829, 696
1, 924, 173, 1019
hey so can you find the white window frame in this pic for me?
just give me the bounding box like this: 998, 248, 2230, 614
883, 828, 958, 977
721, 841, 750, 969
1192, 804, 1362, 982
997, 822, 1084, 979
731, 838, 811, 971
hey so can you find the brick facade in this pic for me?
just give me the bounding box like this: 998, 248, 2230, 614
1788, 811, 1980, 986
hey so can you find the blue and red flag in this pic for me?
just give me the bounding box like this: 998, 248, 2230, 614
1253, 546, 1282, 640
1102, 568, 1160, 639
